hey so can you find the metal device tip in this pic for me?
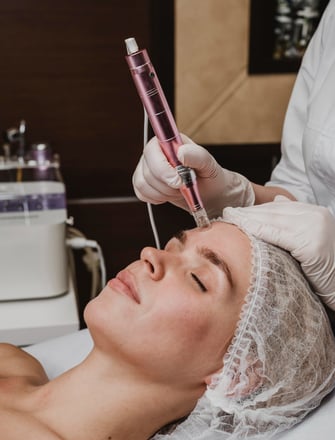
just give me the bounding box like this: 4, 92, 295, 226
193, 208, 211, 229
125, 37, 139, 55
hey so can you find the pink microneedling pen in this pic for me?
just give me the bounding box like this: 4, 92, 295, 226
125, 37, 210, 228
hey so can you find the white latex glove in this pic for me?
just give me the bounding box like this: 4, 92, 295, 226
222, 196, 335, 310
132, 135, 255, 218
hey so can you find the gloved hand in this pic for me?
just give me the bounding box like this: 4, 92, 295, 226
222, 196, 335, 310
132, 135, 255, 218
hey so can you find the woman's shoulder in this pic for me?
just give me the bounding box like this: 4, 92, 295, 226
0, 345, 58, 439
0, 343, 48, 384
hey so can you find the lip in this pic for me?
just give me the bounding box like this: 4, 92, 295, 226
108, 270, 140, 304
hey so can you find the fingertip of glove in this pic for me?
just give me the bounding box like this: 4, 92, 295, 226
274, 195, 291, 202
176, 144, 191, 162
177, 142, 205, 162
166, 173, 182, 189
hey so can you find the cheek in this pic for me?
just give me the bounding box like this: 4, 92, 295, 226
137, 308, 214, 379
151, 296, 216, 350
172, 301, 240, 365
180, 309, 213, 343
147, 302, 233, 381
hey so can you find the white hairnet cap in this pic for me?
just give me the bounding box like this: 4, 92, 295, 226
153, 223, 335, 439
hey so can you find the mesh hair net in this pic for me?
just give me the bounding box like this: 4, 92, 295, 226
153, 222, 335, 439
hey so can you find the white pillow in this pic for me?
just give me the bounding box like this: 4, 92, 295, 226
24, 329, 93, 379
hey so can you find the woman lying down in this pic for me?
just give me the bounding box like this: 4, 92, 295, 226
1, 218, 335, 440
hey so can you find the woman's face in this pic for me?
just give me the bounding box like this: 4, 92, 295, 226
85, 222, 251, 386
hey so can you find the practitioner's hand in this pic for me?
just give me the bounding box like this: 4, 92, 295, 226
223, 197, 335, 310
132, 135, 255, 217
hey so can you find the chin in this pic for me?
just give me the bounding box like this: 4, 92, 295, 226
83, 297, 102, 332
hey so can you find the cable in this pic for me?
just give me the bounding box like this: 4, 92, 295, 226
66, 227, 99, 298
66, 226, 106, 299
147, 202, 161, 250
143, 107, 161, 249
94, 242, 106, 292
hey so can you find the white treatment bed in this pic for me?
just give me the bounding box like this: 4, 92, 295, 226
24, 330, 335, 439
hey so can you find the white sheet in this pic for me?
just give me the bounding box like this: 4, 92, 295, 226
24, 330, 335, 439
24, 329, 93, 378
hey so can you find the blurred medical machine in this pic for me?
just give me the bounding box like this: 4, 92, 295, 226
0, 120, 67, 301
0, 120, 105, 345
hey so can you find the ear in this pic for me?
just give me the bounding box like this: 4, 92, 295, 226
226, 358, 264, 398
204, 368, 222, 386
204, 358, 264, 398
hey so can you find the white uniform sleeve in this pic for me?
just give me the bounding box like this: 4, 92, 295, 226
266, 0, 335, 203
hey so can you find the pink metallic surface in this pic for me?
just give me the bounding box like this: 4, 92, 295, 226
125, 44, 206, 216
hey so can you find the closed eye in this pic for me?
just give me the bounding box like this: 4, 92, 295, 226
191, 273, 207, 292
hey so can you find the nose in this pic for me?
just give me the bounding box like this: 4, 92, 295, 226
140, 246, 169, 280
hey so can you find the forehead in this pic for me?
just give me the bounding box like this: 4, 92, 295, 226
187, 221, 250, 249
166, 221, 252, 270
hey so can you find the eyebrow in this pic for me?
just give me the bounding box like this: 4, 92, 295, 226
174, 230, 233, 284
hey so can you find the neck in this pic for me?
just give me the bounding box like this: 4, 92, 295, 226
32, 347, 200, 440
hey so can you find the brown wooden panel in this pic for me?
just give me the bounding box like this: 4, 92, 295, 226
0, 0, 174, 198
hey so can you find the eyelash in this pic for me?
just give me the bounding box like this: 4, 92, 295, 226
191, 273, 207, 292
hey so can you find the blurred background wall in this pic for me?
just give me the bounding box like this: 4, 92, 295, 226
175, 0, 296, 144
